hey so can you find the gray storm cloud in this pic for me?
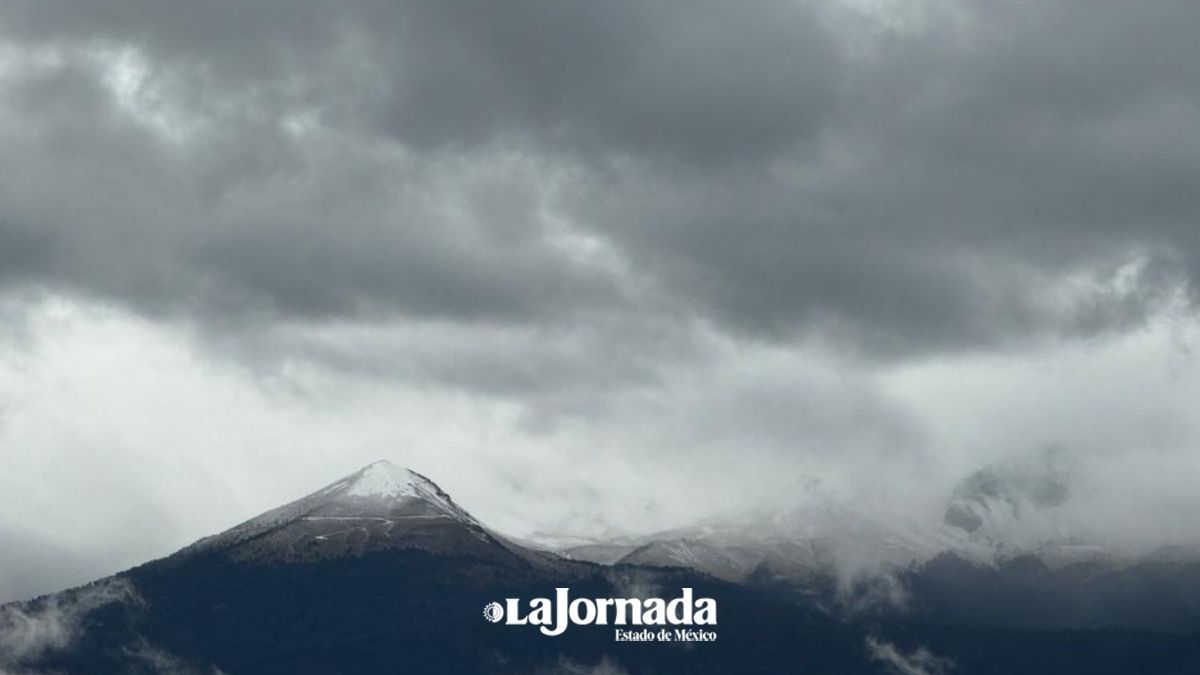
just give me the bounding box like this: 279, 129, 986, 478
1, 0, 1200, 602
0, 0, 1196, 355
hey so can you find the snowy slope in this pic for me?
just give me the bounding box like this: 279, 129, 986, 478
179, 460, 559, 568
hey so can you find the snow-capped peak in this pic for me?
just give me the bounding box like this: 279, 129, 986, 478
184, 460, 486, 557
343, 460, 428, 499
309, 460, 476, 524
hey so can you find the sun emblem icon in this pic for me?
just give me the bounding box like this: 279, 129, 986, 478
483, 601, 504, 623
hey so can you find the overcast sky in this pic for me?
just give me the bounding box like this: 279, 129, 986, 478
2, 0, 1200, 602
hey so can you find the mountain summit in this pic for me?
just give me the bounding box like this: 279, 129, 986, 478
340, 460, 451, 498
181, 460, 518, 564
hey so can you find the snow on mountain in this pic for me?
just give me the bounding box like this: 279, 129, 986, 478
166, 456, 1198, 585
179, 460, 555, 567
550, 457, 1176, 585
320, 460, 481, 524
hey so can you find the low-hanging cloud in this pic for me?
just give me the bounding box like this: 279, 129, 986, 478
0, 578, 224, 675
865, 636, 954, 675
0, 579, 136, 667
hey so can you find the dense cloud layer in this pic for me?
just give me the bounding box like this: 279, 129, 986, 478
2, 0, 1200, 601
1, 0, 1197, 354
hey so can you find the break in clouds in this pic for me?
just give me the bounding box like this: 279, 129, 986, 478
2, 0, 1200, 601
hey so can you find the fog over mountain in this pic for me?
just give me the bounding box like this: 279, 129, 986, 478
3, 0, 1200, 608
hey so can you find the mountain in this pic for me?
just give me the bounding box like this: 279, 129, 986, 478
552, 465, 1200, 635
5, 461, 870, 674
174, 460, 561, 571
555, 452, 1091, 585
558, 509, 953, 587
4, 461, 1200, 674
565, 533, 832, 585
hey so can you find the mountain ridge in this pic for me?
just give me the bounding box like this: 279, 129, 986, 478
5, 460, 1200, 674
172, 460, 564, 571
